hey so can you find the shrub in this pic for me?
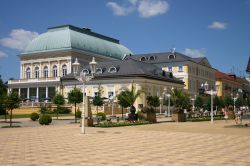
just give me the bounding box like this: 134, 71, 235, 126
39, 114, 52, 125
76, 110, 82, 118
30, 112, 39, 121
53, 106, 71, 114
96, 112, 106, 121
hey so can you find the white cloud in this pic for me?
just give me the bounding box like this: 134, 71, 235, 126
208, 21, 227, 30
106, 2, 134, 16
138, 0, 169, 17
183, 48, 206, 58
107, 0, 169, 18
0, 51, 8, 59
0, 29, 39, 51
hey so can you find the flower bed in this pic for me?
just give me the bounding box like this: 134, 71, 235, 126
95, 121, 151, 128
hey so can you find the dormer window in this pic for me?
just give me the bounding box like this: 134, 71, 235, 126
168, 54, 176, 60
108, 67, 117, 73
82, 69, 89, 75
96, 68, 103, 74
149, 56, 156, 61
140, 56, 147, 61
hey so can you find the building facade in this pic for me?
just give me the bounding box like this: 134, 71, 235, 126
130, 51, 217, 96
8, 25, 133, 101
8, 25, 183, 109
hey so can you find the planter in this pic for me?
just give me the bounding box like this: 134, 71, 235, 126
140, 107, 157, 123
172, 110, 186, 122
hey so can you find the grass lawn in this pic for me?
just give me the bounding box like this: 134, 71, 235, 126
0, 113, 74, 119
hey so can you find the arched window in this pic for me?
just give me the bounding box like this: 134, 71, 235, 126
53, 65, 58, 77
43, 66, 48, 78
26, 67, 31, 79
82, 69, 89, 75
96, 68, 103, 74
108, 67, 117, 73
149, 56, 156, 60
140, 56, 147, 61
35, 67, 39, 78
62, 64, 67, 76
168, 54, 176, 60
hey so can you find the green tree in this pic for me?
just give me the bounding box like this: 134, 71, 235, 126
0, 76, 7, 120
52, 93, 65, 119
119, 84, 143, 108
194, 96, 203, 110
5, 91, 21, 127
224, 96, 234, 107
235, 97, 245, 108
68, 88, 83, 123
170, 88, 190, 111
92, 85, 104, 114
117, 91, 130, 120
146, 96, 160, 111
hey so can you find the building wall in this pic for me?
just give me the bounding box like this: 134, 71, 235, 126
162, 61, 216, 96
63, 78, 184, 110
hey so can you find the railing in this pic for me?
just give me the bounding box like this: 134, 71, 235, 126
8, 77, 60, 84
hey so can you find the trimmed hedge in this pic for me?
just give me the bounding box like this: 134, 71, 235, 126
39, 114, 52, 125
30, 112, 39, 121
95, 121, 150, 128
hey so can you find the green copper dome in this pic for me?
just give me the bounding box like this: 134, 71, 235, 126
23, 25, 133, 60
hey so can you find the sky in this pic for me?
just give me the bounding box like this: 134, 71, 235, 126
0, 0, 249, 81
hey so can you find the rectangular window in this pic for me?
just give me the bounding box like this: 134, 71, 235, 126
178, 66, 183, 72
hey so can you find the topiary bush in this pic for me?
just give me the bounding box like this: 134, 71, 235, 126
30, 112, 39, 121
96, 112, 106, 121
39, 114, 52, 125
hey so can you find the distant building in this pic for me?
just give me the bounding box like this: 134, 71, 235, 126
130, 51, 217, 96
216, 71, 250, 98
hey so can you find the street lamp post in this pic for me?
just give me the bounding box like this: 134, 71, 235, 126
72, 57, 97, 134
200, 81, 219, 123
231, 93, 239, 114
166, 93, 171, 117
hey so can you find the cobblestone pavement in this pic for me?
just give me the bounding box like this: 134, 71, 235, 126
0, 120, 250, 166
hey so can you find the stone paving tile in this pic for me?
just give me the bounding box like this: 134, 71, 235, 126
0, 120, 250, 165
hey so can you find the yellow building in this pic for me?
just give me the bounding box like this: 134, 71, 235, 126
131, 51, 217, 96
216, 71, 250, 98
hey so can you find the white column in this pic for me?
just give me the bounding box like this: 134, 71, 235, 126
18, 88, 21, 96
46, 86, 48, 98
27, 88, 30, 99
36, 87, 39, 102
39, 62, 42, 78
20, 64, 23, 79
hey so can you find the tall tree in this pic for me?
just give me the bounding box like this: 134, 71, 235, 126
68, 88, 83, 123
0, 76, 7, 121
5, 91, 21, 127
224, 96, 234, 107
117, 91, 130, 119
194, 96, 204, 110
92, 85, 104, 114
52, 93, 65, 119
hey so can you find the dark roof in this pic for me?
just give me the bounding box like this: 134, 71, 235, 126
246, 56, 250, 73
130, 51, 210, 66
62, 59, 183, 84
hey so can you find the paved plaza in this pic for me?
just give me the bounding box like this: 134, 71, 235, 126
0, 119, 250, 166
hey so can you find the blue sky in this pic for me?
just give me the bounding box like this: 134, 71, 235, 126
0, 0, 249, 81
